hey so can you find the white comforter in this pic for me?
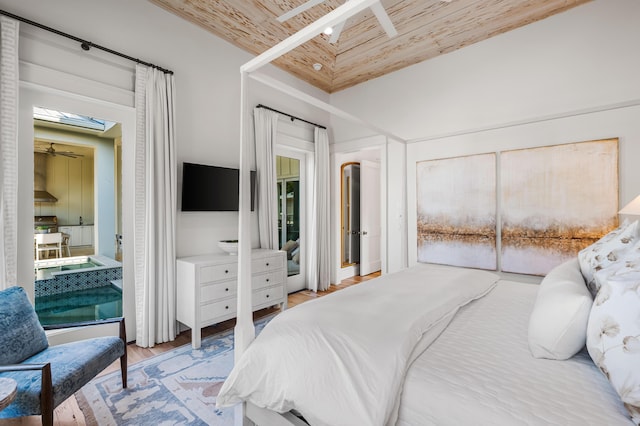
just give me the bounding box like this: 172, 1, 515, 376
216, 263, 499, 426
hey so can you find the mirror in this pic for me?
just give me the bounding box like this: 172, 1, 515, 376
341, 162, 360, 267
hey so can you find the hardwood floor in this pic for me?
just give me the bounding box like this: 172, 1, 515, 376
1, 271, 380, 426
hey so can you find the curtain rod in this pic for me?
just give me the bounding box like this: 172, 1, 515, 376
256, 104, 326, 129
0, 9, 173, 75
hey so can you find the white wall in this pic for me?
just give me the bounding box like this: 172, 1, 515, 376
406, 106, 640, 268
331, 0, 640, 272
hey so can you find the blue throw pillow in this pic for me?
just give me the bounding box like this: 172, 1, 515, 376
0, 286, 49, 364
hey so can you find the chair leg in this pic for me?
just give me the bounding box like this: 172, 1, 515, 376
119, 318, 128, 389
120, 354, 128, 389
41, 363, 54, 426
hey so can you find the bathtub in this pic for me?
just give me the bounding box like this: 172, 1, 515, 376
34, 255, 123, 325
34, 255, 122, 296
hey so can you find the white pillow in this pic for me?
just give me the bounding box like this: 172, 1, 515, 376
578, 220, 639, 296
586, 265, 640, 425
528, 258, 593, 360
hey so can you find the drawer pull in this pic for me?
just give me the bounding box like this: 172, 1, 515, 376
225, 305, 229, 310
266, 262, 270, 266
225, 288, 229, 292
266, 294, 270, 298
225, 269, 229, 274
266, 278, 270, 282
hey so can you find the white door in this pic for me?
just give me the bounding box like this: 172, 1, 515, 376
360, 160, 381, 276
276, 149, 307, 293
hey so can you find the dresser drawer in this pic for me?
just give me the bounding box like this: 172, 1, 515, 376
201, 298, 237, 323
252, 269, 285, 291
200, 263, 237, 283
252, 255, 283, 274
201, 281, 237, 303
253, 286, 284, 306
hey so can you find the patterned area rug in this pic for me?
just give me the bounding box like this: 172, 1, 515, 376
76, 316, 273, 425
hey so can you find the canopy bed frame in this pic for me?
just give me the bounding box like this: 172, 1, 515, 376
231, 1, 637, 425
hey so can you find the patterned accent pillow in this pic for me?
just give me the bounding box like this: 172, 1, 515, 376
578, 220, 639, 296
0, 286, 49, 364
593, 239, 640, 291
586, 266, 640, 424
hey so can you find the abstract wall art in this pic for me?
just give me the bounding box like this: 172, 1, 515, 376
416, 153, 497, 270
500, 138, 619, 275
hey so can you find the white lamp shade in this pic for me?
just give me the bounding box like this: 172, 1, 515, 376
619, 195, 640, 215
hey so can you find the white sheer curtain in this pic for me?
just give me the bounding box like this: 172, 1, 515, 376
0, 16, 19, 291
307, 127, 331, 291
254, 107, 279, 250
134, 64, 177, 347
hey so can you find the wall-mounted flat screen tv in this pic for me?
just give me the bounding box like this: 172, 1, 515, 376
181, 162, 256, 212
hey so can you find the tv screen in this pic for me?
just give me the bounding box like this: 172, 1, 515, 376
181, 162, 256, 212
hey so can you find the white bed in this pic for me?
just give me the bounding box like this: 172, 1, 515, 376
398, 281, 629, 425
216, 262, 635, 425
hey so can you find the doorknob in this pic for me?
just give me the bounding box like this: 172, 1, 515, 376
362, 231, 368, 235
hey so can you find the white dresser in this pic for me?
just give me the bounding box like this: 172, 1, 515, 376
176, 249, 287, 348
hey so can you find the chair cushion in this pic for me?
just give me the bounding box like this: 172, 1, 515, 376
0, 336, 124, 418
0, 286, 49, 364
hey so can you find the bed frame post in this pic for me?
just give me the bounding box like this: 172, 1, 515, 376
234, 70, 255, 426
236, 70, 255, 364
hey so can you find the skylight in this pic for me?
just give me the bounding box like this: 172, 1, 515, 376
33, 106, 117, 132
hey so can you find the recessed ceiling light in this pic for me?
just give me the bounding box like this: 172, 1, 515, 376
313, 63, 322, 71
323, 26, 333, 35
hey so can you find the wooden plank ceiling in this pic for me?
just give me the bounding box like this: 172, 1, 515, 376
148, 0, 590, 93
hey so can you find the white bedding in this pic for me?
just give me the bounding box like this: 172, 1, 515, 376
217, 263, 499, 426
398, 281, 632, 425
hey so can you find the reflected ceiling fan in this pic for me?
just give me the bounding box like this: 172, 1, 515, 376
276, 0, 398, 44
35, 143, 84, 159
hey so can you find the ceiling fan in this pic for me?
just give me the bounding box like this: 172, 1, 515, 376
35, 143, 84, 159
276, 0, 398, 44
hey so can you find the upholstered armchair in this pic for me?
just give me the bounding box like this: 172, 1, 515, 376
0, 286, 127, 426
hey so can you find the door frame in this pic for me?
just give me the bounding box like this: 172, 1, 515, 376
331, 138, 388, 284
275, 147, 308, 293
19, 84, 136, 340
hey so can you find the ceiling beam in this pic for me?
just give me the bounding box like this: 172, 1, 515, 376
276, 0, 326, 23
241, 0, 379, 74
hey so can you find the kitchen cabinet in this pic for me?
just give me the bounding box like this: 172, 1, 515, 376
58, 225, 94, 247
176, 249, 287, 348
